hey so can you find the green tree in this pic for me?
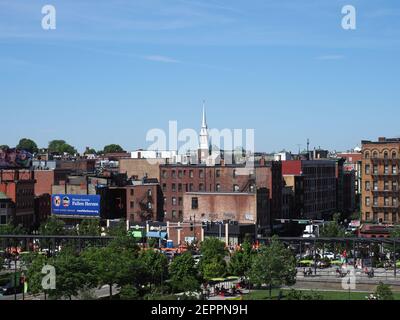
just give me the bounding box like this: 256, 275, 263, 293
103, 144, 124, 154
228, 240, 254, 277
375, 282, 394, 300
48, 247, 94, 300
76, 219, 100, 236
17, 138, 38, 154
25, 252, 49, 297
0, 222, 27, 235
199, 238, 227, 280
48, 140, 77, 155
0, 145, 9, 150
249, 236, 297, 298
82, 246, 132, 299
319, 213, 346, 238
139, 249, 169, 291
39, 216, 66, 236
169, 252, 200, 293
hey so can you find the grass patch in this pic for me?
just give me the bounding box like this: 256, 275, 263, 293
244, 289, 400, 301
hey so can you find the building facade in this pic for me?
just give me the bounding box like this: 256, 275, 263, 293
361, 137, 400, 224
282, 160, 337, 220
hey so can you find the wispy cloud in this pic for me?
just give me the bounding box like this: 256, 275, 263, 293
316, 55, 345, 61
144, 55, 180, 63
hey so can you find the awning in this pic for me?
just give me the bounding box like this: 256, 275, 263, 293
147, 231, 168, 239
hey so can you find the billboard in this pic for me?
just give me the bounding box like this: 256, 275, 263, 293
0, 148, 33, 169
51, 194, 100, 217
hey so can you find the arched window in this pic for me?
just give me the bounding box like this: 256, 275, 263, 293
373, 151, 378, 159
384, 151, 389, 159
365, 151, 370, 159
392, 151, 397, 159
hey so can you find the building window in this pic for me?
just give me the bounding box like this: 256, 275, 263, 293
216, 170, 221, 178
393, 213, 397, 223
216, 184, 221, 192
249, 184, 255, 193
233, 170, 237, 178
384, 181, 389, 191
393, 197, 398, 207
147, 189, 152, 197
384, 212, 389, 221
178, 197, 182, 206
172, 197, 177, 206
365, 181, 371, 191
365, 212, 370, 221
172, 184, 176, 192
365, 197, 370, 206
172, 210, 177, 218
384, 197, 390, 206
147, 202, 152, 209
162, 170, 168, 178
178, 183, 182, 192
385, 165, 389, 174
393, 181, 398, 191
373, 213, 378, 221
199, 183, 204, 191
0, 215, 6, 225
373, 197, 378, 206
130, 201, 134, 209
162, 184, 167, 192
191, 197, 198, 209
189, 183, 194, 192
373, 165, 378, 175
384, 152, 389, 159
199, 170, 204, 178
393, 152, 397, 159
233, 184, 240, 192
130, 189, 134, 196
373, 181, 378, 191
178, 171, 183, 178
164, 197, 167, 205
373, 151, 378, 159
179, 210, 183, 219
189, 170, 194, 178
365, 152, 370, 159
393, 165, 397, 175
172, 170, 176, 178
365, 165, 370, 175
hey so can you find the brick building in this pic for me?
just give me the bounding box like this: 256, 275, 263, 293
119, 158, 166, 180
126, 181, 164, 224
0, 169, 35, 228
361, 137, 400, 224
282, 160, 337, 220
159, 160, 282, 228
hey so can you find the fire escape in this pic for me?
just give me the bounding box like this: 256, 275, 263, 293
137, 190, 153, 222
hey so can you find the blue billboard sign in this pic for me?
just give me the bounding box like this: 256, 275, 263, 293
51, 194, 100, 217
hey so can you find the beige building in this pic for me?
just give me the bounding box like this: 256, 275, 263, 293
119, 158, 165, 180
182, 192, 258, 224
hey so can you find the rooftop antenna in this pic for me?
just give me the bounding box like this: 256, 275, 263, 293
307, 138, 310, 154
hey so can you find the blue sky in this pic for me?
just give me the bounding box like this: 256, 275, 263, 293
1, 0, 400, 153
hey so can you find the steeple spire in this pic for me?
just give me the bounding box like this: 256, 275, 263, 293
199, 100, 209, 163
202, 100, 207, 129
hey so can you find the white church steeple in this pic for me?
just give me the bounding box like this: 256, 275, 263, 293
198, 101, 209, 163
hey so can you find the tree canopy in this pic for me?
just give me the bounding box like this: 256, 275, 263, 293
199, 238, 227, 280
103, 144, 124, 154
48, 140, 77, 155
249, 236, 297, 297
17, 138, 39, 154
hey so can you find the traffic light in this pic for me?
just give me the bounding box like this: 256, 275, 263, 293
190, 222, 194, 231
